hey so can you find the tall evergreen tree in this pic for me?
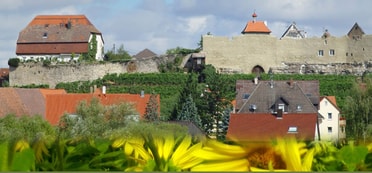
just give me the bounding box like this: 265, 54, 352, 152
144, 93, 160, 122
197, 65, 233, 140
177, 94, 202, 128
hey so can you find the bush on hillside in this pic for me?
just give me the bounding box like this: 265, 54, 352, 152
8, 58, 20, 67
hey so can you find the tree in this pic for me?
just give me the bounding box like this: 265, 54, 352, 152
58, 98, 139, 139
343, 79, 372, 144
0, 114, 55, 143
197, 32, 211, 52
197, 65, 233, 141
8, 58, 20, 67
177, 94, 202, 128
174, 73, 199, 117
144, 93, 160, 121
104, 44, 131, 62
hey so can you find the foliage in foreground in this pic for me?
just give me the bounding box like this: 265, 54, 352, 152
0, 128, 372, 171
0, 112, 371, 172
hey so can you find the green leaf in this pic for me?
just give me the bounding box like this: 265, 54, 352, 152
143, 159, 156, 171
11, 148, 35, 171
0, 143, 9, 171
338, 144, 368, 171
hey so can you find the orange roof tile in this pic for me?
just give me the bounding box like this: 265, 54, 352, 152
242, 21, 271, 34
39, 88, 67, 99
0, 68, 9, 78
28, 15, 94, 26
45, 93, 159, 125
325, 96, 337, 106
17, 14, 102, 55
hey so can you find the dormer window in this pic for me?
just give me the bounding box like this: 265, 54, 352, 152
242, 93, 250, 99
288, 126, 298, 133
43, 32, 48, 38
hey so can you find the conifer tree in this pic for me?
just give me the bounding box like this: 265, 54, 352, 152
177, 94, 202, 128
144, 93, 160, 121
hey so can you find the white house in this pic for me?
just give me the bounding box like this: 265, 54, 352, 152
16, 15, 104, 62
316, 96, 346, 142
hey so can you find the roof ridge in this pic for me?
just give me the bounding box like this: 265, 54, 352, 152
237, 81, 262, 113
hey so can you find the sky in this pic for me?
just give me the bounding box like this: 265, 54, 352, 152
1, 0, 372, 68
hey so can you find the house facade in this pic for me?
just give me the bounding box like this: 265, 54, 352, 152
317, 96, 346, 142
227, 78, 319, 142
228, 78, 347, 143
16, 15, 104, 62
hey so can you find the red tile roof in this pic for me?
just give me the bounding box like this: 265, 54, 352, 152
226, 113, 317, 142
28, 15, 94, 26
242, 21, 271, 34
16, 15, 102, 55
39, 88, 67, 98
45, 92, 158, 125
0, 88, 158, 126
321, 96, 337, 106
0, 88, 45, 117
0, 68, 9, 78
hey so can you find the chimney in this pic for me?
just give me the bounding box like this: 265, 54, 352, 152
289, 78, 294, 88
277, 109, 283, 119
66, 20, 72, 29
102, 86, 106, 94
254, 77, 258, 85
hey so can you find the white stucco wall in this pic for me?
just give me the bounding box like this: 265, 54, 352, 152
90, 33, 104, 60
317, 98, 341, 142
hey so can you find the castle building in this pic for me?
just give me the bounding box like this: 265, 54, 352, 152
16, 15, 104, 62
202, 12, 372, 74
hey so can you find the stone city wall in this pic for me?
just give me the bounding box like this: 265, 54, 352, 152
9, 57, 169, 88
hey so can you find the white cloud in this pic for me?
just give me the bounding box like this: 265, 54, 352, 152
178, 16, 209, 34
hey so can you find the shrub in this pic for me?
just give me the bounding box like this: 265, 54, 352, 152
42, 59, 51, 66
8, 58, 20, 67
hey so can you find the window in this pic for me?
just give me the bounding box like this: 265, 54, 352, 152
328, 113, 332, 120
328, 127, 332, 133
197, 59, 201, 64
43, 32, 48, 38
329, 49, 335, 56
242, 93, 250, 99
288, 126, 298, 133
341, 126, 345, 133
318, 50, 324, 56
278, 103, 285, 112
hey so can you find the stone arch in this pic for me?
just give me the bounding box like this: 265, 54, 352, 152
251, 65, 265, 75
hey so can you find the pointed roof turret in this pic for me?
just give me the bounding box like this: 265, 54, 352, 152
347, 22, 365, 40
280, 22, 305, 39
241, 11, 271, 34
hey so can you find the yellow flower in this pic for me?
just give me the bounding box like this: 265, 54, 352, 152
367, 142, 372, 152
190, 139, 250, 171
31, 139, 50, 163
117, 134, 204, 171
14, 139, 29, 152
273, 137, 314, 171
